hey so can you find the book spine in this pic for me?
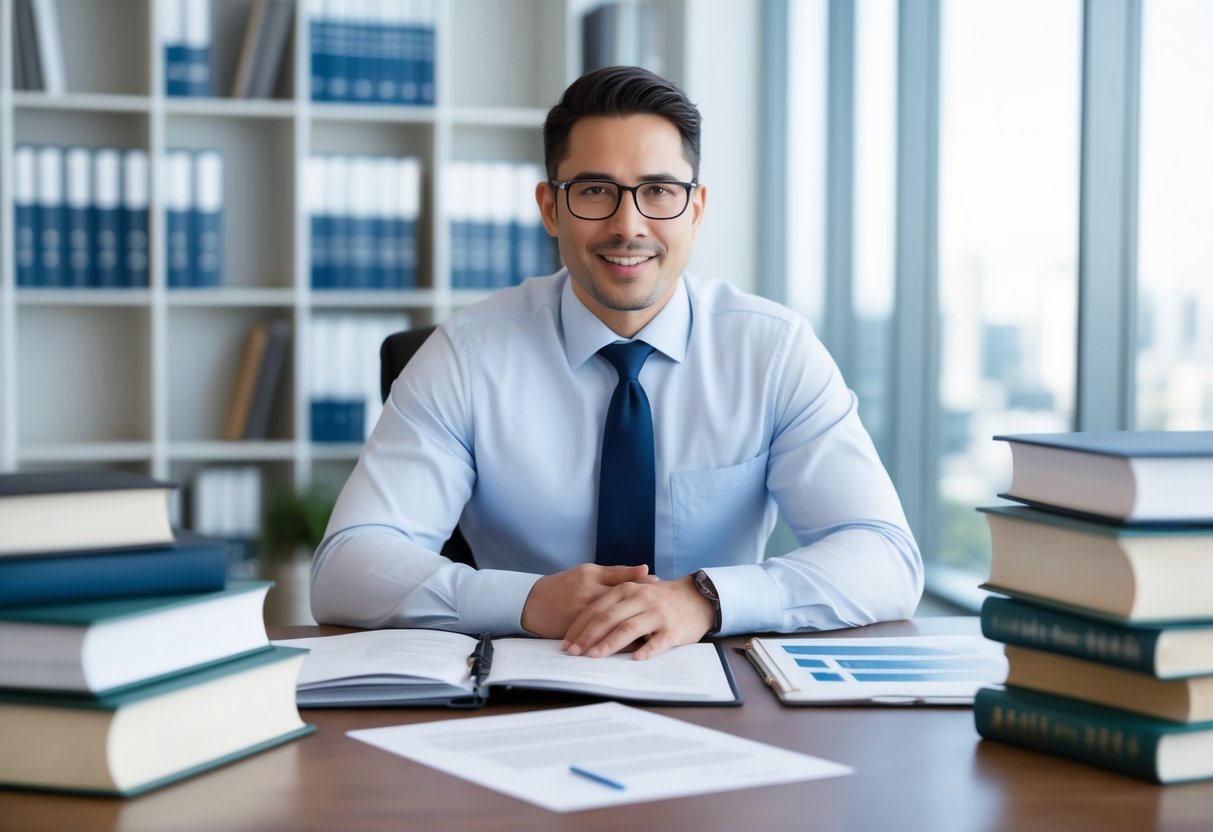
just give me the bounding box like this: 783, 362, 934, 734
326, 0, 353, 102
35, 145, 66, 287
193, 151, 225, 288
30, 0, 66, 94
306, 156, 330, 289
347, 156, 376, 289
162, 0, 190, 97
447, 161, 469, 289
92, 149, 123, 288
308, 0, 328, 101
64, 147, 94, 288
183, 0, 214, 97
974, 687, 1166, 783
396, 156, 420, 289
0, 541, 228, 607
166, 151, 194, 288
122, 150, 151, 288
373, 156, 398, 289
323, 155, 350, 288
488, 162, 514, 289
981, 596, 1161, 676
14, 145, 41, 288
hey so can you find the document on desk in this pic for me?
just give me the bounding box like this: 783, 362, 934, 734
347, 701, 853, 812
744, 634, 1008, 706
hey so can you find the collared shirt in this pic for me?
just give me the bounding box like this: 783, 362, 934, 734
311, 271, 923, 635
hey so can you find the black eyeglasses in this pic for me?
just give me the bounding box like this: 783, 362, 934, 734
550, 178, 698, 221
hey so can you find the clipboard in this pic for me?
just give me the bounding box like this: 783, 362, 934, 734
742, 634, 1007, 706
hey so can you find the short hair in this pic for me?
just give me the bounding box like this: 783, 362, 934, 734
543, 66, 702, 181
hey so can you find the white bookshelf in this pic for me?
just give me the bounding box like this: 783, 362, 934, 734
0, 0, 691, 507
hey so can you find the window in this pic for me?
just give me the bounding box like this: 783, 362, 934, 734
935, 0, 1081, 585
1136, 0, 1213, 430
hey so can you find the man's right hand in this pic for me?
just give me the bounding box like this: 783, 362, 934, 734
520, 563, 659, 639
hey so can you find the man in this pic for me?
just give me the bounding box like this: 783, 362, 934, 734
311, 66, 922, 659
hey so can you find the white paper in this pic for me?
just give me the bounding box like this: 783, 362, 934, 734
749, 634, 1008, 704
347, 701, 853, 812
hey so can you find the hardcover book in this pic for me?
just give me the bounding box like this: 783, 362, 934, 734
995, 430, 1213, 524
1004, 644, 1213, 724
0, 470, 175, 556
0, 530, 228, 608
980, 595, 1213, 679
975, 685, 1213, 784
273, 628, 741, 708
980, 505, 1213, 621
0, 646, 313, 796
0, 582, 272, 695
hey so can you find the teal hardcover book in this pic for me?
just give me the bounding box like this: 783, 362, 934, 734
0, 581, 272, 695
975, 685, 1213, 784
0, 646, 314, 797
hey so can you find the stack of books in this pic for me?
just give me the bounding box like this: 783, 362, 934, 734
973, 430, 1213, 784
0, 469, 313, 797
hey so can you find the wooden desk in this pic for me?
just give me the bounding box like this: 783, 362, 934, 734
4, 618, 1212, 832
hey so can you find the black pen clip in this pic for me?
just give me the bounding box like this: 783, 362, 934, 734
468, 632, 494, 688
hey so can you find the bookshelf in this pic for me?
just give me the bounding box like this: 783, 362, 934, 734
0, 0, 694, 523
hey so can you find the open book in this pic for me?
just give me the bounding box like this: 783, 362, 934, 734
273, 629, 741, 708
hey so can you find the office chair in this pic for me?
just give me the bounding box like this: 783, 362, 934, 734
380, 325, 476, 568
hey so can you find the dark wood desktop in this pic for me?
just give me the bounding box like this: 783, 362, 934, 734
4, 618, 1212, 832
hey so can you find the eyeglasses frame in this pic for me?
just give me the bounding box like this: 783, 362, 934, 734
549, 178, 700, 221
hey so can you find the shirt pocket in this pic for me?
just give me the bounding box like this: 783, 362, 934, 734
671, 452, 770, 574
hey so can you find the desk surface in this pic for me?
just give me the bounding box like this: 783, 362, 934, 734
4, 617, 1212, 832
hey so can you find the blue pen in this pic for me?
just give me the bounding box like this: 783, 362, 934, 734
569, 765, 626, 790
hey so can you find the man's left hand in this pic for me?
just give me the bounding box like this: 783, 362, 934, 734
561, 576, 716, 660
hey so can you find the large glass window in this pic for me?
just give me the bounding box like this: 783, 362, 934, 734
1136, 0, 1213, 430
785, 0, 829, 328
934, 0, 1081, 585
851, 0, 898, 459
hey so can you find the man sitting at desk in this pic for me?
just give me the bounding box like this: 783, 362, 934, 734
310, 66, 923, 660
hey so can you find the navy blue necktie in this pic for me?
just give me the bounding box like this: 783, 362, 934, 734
595, 341, 656, 570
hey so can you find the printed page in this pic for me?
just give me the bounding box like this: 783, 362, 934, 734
348, 701, 852, 812
488, 638, 735, 702
751, 634, 1008, 704
273, 629, 480, 691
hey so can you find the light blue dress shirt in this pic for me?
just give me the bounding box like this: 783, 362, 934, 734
311, 270, 923, 635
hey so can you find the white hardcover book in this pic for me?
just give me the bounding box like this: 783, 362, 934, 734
122, 149, 151, 287
13, 146, 39, 286
348, 156, 377, 286
396, 156, 421, 286
193, 150, 225, 287
183, 0, 213, 96
373, 156, 399, 287
64, 147, 92, 287
36, 145, 66, 286
92, 148, 123, 287
488, 162, 514, 288
306, 155, 329, 286
323, 155, 351, 284
165, 150, 195, 287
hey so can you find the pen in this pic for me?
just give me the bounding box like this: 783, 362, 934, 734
569, 765, 626, 791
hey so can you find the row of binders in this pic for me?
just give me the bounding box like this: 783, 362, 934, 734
0, 469, 312, 796
447, 160, 559, 290
309, 312, 411, 442
308, 0, 437, 105
14, 144, 150, 289
12, 145, 224, 289
306, 154, 422, 290
973, 430, 1213, 784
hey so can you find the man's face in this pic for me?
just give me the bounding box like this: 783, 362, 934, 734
536, 114, 706, 337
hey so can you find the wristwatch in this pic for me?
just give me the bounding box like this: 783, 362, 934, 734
692, 570, 722, 635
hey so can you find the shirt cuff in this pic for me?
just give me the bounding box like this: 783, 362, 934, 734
701, 564, 784, 635
456, 569, 543, 635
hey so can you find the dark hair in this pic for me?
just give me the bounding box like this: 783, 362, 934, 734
543, 66, 702, 181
